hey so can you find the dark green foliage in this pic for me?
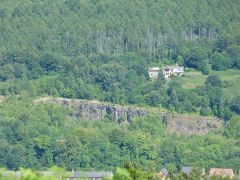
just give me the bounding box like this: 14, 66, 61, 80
0, 0, 239, 172
200, 98, 211, 116
211, 52, 231, 71
205, 75, 222, 87
0, 96, 239, 171
227, 45, 240, 69
206, 86, 224, 117
0, 0, 237, 116
0, 65, 15, 81
201, 61, 210, 75
0, 0, 239, 70
231, 96, 240, 114
184, 47, 208, 70
225, 116, 240, 139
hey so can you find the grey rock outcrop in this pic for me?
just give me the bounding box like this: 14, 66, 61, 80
35, 97, 222, 135
0, 95, 8, 103
36, 97, 148, 122
164, 114, 221, 135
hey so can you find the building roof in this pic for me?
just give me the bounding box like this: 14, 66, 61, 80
1, 171, 70, 177
182, 167, 192, 175
161, 168, 168, 176
148, 67, 160, 71
182, 167, 205, 175
1, 171, 15, 176
163, 66, 184, 71
37, 171, 63, 176
209, 168, 234, 177
70, 171, 113, 178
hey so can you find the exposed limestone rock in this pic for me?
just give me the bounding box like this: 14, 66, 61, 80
35, 97, 222, 135
0, 95, 8, 103
164, 114, 221, 135
35, 97, 148, 122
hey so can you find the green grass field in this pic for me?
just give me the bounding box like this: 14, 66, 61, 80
181, 69, 240, 99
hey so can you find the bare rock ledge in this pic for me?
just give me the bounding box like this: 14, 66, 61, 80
35, 97, 222, 135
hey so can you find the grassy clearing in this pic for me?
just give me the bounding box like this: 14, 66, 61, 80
181, 69, 240, 98
181, 71, 207, 89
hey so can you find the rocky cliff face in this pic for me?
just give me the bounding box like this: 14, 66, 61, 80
164, 114, 221, 135
35, 97, 222, 135
0, 95, 8, 103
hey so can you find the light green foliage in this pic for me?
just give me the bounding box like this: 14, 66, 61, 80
211, 52, 231, 71
0, 0, 239, 116
225, 116, 240, 139
0, 0, 239, 173
0, 96, 239, 172
177, 56, 184, 66
0, 167, 70, 180
181, 69, 240, 99
201, 61, 210, 75
113, 167, 131, 180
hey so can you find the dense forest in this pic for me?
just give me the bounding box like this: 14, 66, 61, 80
0, 0, 240, 174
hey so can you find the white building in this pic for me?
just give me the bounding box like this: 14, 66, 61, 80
162, 64, 184, 79
148, 67, 160, 78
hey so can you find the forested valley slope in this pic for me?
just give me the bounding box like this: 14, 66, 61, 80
0, 0, 239, 173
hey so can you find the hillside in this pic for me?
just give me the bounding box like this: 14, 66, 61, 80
0, 0, 240, 173
181, 69, 240, 98
35, 96, 222, 135
0, 95, 239, 172
0, 0, 239, 119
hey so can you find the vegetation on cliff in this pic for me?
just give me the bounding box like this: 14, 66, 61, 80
0, 96, 239, 172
